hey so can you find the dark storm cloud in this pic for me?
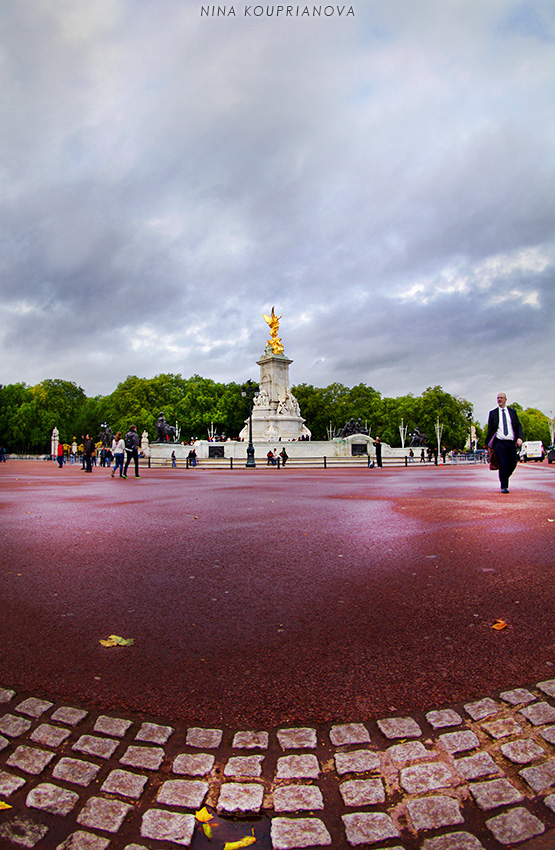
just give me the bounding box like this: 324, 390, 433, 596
1, 0, 554, 421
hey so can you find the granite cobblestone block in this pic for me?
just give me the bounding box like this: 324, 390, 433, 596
377, 716, 422, 739
52, 757, 101, 786
500, 688, 536, 706
0, 816, 49, 848
185, 727, 222, 749
519, 757, 555, 792
439, 730, 480, 754
481, 717, 523, 739
216, 782, 264, 814
540, 725, 555, 745
30, 723, 71, 748
0, 714, 32, 737
51, 707, 88, 726
15, 698, 53, 718
520, 701, 555, 726
7, 745, 55, 774
271, 817, 332, 849
334, 749, 380, 774
421, 833, 486, 849
141, 809, 196, 845
464, 698, 500, 721
119, 744, 165, 770
26, 782, 79, 816
425, 709, 462, 729
339, 778, 385, 806
342, 811, 400, 846
0, 769, 26, 796
232, 730, 269, 749
0, 734, 9, 752
400, 762, 454, 794
387, 741, 429, 765
156, 778, 209, 808
277, 727, 317, 750
500, 739, 546, 764
329, 723, 370, 747
0, 687, 15, 703
469, 778, 523, 810
455, 751, 500, 780
172, 752, 215, 776
101, 768, 148, 798
406, 795, 464, 830
273, 784, 325, 812
72, 735, 119, 760
56, 832, 110, 850
224, 755, 264, 777
537, 679, 555, 698
486, 807, 545, 844
135, 721, 173, 744
276, 754, 320, 779
94, 715, 132, 737
77, 796, 133, 832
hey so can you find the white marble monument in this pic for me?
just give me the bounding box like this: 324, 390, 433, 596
239, 308, 311, 442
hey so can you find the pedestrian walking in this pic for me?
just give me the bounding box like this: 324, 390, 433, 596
373, 437, 383, 468
171, 451, 176, 468
82, 434, 95, 473
279, 448, 288, 467
111, 432, 125, 478
485, 392, 524, 493
123, 425, 141, 479
56, 442, 64, 468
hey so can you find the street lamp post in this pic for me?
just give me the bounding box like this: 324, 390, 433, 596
241, 380, 259, 468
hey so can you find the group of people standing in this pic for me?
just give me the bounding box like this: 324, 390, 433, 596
76, 426, 141, 478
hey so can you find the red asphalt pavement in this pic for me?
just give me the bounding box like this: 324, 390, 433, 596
1, 460, 554, 729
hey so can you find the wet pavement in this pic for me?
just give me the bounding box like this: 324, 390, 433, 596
0, 460, 554, 848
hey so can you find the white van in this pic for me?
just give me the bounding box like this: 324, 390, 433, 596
520, 441, 544, 462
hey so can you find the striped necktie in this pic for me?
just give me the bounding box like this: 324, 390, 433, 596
502, 409, 508, 436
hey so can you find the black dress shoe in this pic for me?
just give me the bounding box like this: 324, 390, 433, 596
501, 487, 509, 493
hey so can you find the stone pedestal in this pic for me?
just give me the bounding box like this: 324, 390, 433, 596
240, 345, 311, 442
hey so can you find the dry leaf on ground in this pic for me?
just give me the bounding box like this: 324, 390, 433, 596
99, 635, 134, 647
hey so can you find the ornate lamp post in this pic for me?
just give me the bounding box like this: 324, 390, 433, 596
241, 380, 259, 468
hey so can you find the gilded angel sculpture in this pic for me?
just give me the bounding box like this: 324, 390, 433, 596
263, 307, 284, 354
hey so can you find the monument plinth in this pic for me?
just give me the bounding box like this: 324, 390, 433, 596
239, 310, 311, 442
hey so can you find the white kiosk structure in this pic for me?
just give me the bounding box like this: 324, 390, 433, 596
239, 308, 311, 443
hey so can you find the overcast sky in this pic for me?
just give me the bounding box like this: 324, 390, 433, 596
1, 0, 554, 423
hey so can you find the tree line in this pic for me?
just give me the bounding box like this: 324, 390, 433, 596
0, 375, 552, 453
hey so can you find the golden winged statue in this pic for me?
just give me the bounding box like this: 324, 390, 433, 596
263, 307, 284, 354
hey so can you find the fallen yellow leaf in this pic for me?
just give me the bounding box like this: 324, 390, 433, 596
548, 519, 554, 523
99, 635, 134, 647
195, 806, 213, 823
0, 802, 12, 810
492, 619, 508, 630
202, 823, 212, 839
223, 830, 256, 849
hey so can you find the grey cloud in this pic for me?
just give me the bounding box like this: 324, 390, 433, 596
1, 0, 554, 421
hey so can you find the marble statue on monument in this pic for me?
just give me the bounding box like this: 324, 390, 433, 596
240, 309, 311, 442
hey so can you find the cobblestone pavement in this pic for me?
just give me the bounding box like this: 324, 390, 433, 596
2, 684, 555, 849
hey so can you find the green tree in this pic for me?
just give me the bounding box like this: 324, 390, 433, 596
0, 383, 32, 450
518, 408, 551, 446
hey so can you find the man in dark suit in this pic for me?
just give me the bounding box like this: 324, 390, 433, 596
485, 392, 524, 493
